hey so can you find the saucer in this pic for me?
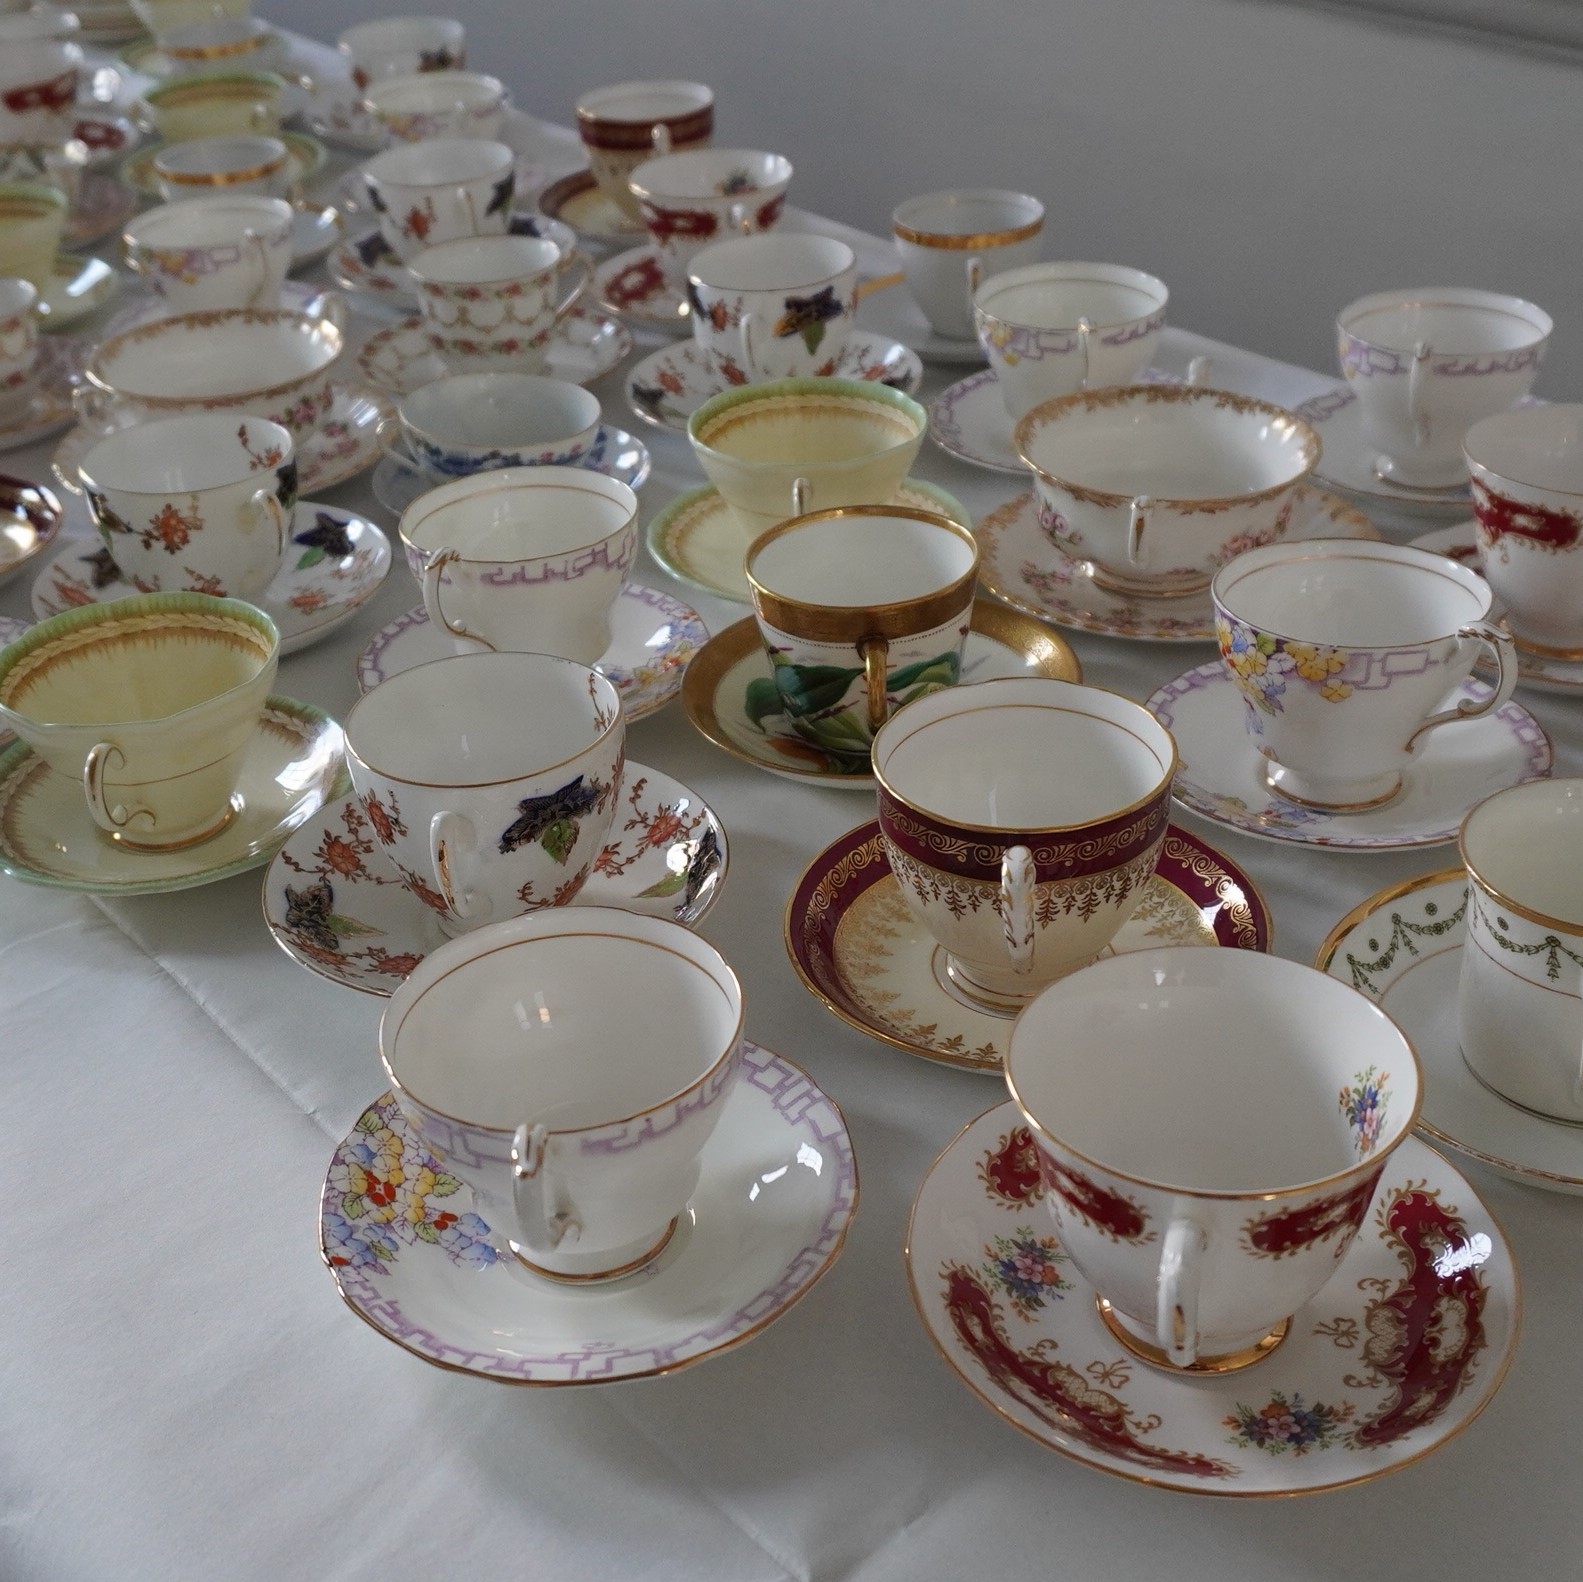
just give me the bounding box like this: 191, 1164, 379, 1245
36, 254, 118, 330
976, 486, 1377, 643
907, 1102, 1516, 1494
320, 1041, 857, 1383
31, 504, 391, 655
119, 131, 328, 200
356, 583, 706, 723
0, 338, 88, 455
0, 474, 62, 588
685, 602, 1080, 787
1145, 662, 1553, 850
304, 91, 385, 153
536, 169, 647, 249
52, 384, 395, 500
371, 423, 653, 516
788, 822, 1270, 1073
359, 310, 632, 397
625, 330, 924, 435
291, 202, 345, 268
100, 278, 330, 338
73, 112, 138, 165
267, 762, 727, 995
648, 476, 970, 605
0, 694, 347, 895
593, 244, 687, 330
1411, 521, 1583, 697
63, 172, 137, 249
0, 613, 25, 749
855, 284, 987, 365
1319, 869, 1583, 1194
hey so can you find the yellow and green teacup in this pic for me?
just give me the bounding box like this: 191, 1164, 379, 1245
0, 181, 68, 290
137, 70, 288, 142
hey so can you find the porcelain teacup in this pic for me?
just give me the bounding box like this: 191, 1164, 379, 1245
379, 372, 600, 479
975, 262, 1168, 422
137, 71, 290, 142
399, 465, 638, 664
129, 0, 254, 37
361, 136, 515, 262
687, 377, 928, 541
0, 591, 279, 848
379, 905, 743, 1279
151, 134, 294, 201
364, 69, 505, 143
344, 651, 624, 932
0, 276, 39, 399
338, 15, 464, 91
1006, 947, 1421, 1370
1213, 538, 1516, 811
155, 17, 284, 74
122, 194, 294, 312
687, 233, 858, 384
79, 413, 296, 600
628, 147, 791, 279
1337, 288, 1551, 489
1463, 404, 1583, 657
0, 39, 81, 145
1015, 385, 1319, 597
871, 676, 1177, 1013
0, 181, 68, 290
575, 79, 713, 220
891, 188, 1044, 342
745, 506, 978, 759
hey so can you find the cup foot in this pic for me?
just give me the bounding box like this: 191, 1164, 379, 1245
108, 793, 242, 852
1096, 1296, 1290, 1375
510, 1216, 680, 1285
1461, 1047, 1583, 1129
1372, 455, 1463, 491
932, 946, 1100, 1018
1261, 758, 1404, 813
1085, 561, 1210, 600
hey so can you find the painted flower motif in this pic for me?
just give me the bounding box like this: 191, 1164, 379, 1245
289, 588, 331, 613
1224, 1392, 1355, 1456
360, 789, 404, 846
498, 774, 609, 862
402, 202, 434, 241
982, 1228, 1071, 1321
715, 168, 756, 195
1285, 642, 1349, 683
143, 501, 200, 555
320, 833, 366, 878
294, 510, 354, 567
774, 284, 844, 355
1339, 1065, 1389, 1155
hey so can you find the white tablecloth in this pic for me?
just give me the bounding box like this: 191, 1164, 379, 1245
2, 36, 1580, 1582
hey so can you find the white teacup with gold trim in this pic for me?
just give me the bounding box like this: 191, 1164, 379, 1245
154, 17, 285, 75
152, 134, 294, 201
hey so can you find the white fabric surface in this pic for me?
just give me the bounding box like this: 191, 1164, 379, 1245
2, 33, 1581, 1582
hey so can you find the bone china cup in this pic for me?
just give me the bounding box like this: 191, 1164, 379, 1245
575, 79, 714, 220
871, 677, 1177, 1013
399, 465, 638, 664
975, 261, 1168, 422
0, 39, 82, 145
380, 905, 743, 1279
628, 148, 792, 279
343, 652, 624, 933
1006, 948, 1421, 1370
79, 414, 296, 600
687, 377, 928, 541
364, 69, 505, 143
1463, 404, 1583, 656
122, 195, 294, 313
362, 136, 515, 263
0, 276, 39, 395
1015, 385, 1320, 597
1213, 538, 1515, 811
137, 71, 290, 142
1459, 779, 1583, 1123
0, 181, 69, 291
688, 233, 858, 384
891, 188, 1044, 342
1337, 288, 1551, 489
154, 17, 284, 74
337, 15, 465, 91
151, 134, 293, 201
0, 592, 279, 847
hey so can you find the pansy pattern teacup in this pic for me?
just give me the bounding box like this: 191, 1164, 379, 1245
362, 136, 515, 263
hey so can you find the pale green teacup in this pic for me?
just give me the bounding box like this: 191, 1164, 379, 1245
138, 70, 287, 142
0, 181, 68, 290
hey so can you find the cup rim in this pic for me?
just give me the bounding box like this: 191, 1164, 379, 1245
891, 187, 1044, 250
574, 78, 713, 125
364, 68, 504, 111
339, 14, 464, 52
1459, 777, 1583, 933
973, 260, 1168, 328
687, 376, 926, 465
398, 372, 600, 450
79, 412, 293, 495
628, 147, 792, 204
143, 68, 287, 104
1462, 404, 1583, 499
124, 192, 294, 244
688, 233, 855, 294
364, 135, 513, 186
1335, 287, 1553, 353
405, 232, 563, 287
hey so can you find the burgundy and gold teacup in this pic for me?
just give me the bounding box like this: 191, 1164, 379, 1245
574, 78, 713, 220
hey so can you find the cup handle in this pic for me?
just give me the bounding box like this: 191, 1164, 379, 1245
650, 122, 672, 155
858, 634, 890, 732
1126, 495, 1152, 571
119, 234, 144, 275
996, 844, 1036, 976
1157, 1216, 1206, 1368
726, 198, 752, 237
242, 226, 271, 307
250, 487, 287, 558
1404, 621, 1517, 753
1408, 338, 1433, 449
1074, 316, 1093, 389
789, 476, 811, 517
302, 288, 347, 339
511, 1122, 583, 1256
72, 385, 120, 435
429, 808, 479, 921
375, 413, 413, 469
248, 103, 274, 133
965, 254, 982, 306
421, 547, 493, 651
84, 741, 151, 837
739, 309, 760, 377
1186, 354, 1213, 387
553, 253, 591, 322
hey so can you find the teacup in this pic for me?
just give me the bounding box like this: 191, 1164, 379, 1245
378, 372, 600, 479
122, 195, 294, 312
745, 506, 978, 758
129, 0, 253, 37
362, 136, 515, 262
0, 39, 81, 145
338, 15, 465, 92
871, 677, 1177, 1013
1337, 288, 1551, 489
344, 651, 624, 932
1214, 538, 1516, 811
687, 233, 858, 384
0, 138, 88, 205
379, 905, 742, 1280
0, 591, 279, 847
1015, 385, 1319, 597
399, 465, 638, 664
575, 78, 713, 220
155, 17, 284, 74
1006, 947, 1421, 1370
79, 413, 296, 600
364, 69, 505, 143
152, 134, 294, 201
628, 147, 791, 279
0, 276, 39, 397
1464, 404, 1583, 657
0, 181, 68, 289
406, 233, 590, 374
137, 71, 290, 142
688, 377, 928, 540
1459, 778, 1583, 1123
975, 262, 1168, 422
892, 188, 1044, 341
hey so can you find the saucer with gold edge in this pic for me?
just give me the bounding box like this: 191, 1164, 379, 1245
536, 168, 647, 249
0, 474, 62, 587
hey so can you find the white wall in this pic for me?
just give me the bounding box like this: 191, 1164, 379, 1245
285, 0, 1583, 393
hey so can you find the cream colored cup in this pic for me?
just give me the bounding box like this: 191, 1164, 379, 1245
155, 17, 284, 74
137, 70, 289, 142
338, 15, 464, 91
129, 0, 253, 38
0, 182, 68, 290
122, 194, 294, 312
0, 139, 88, 206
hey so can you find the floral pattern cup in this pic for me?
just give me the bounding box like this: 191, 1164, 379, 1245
337, 15, 465, 92
0, 38, 82, 146
362, 136, 515, 263
0, 275, 38, 397
575, 78, 713, 220
628, 147, 791, 281
121, 194, 294, 314
364, 70, 505, 143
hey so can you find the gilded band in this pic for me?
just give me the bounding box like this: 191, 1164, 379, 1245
893, 216, 1043, 250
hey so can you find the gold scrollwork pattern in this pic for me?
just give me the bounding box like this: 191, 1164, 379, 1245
881, 800, 1166, 875
1158, 833, 1261, 949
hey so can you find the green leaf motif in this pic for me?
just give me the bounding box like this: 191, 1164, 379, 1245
328, 912, 385, 939
744, 676, 787, 730
800, 320, 826, 357
636, 868, 688, 900
341, 1191, 368, 1220
414, 1221, 440, 1244
771, 660, 864, 718
429, 1173, 462, 1197
296, 546, 327, 570
540, 817, 578, 864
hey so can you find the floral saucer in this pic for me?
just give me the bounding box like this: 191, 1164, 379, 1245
0, 695, 347, 895
1145, 662, 1552, 851
1319, 869, 1583, 1195
358, 310, 632, 397
907, 1102, 1516, 1494
73, 112, 138, 166
593, 244, 687, 330
787, 822, 1270, 1072
356, 583, 706, 722
0, 473, 62, 588
63, 171, 137, 249
625, 331, 924, 436
536, 169, 647, 249
0, 338, 88, 454
36, 254, 118, 330
976, 486, 1377, 643
52, 384, 395, 500
266, 762, 727, 995
371, 423, 652, 516
101, 278, 330, 338
648, 476, 969, 605
119, 131, 328, 200
32, 504, 391, 655
685, 602, 1079, 787
320, 1041, 856, 1382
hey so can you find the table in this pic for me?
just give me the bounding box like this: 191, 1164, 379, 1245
2, 34, 1579, 1582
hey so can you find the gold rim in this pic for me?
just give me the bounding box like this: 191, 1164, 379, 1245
1095, 1297, 1290, 1374
155, 155, 287, 186
893, 215, 1042, 250
1460, 785, 1583, 932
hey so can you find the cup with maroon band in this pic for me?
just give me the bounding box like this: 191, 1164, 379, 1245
574, 78, 713, 221
628, 147, 791, 283
0, 38, 82, 146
